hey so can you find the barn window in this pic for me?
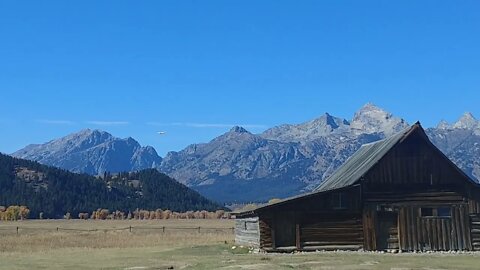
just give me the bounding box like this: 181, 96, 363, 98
421, 208, 434, 217
332, 192, 347, 209
437, 207, 451, 217
421, 207, 451, 218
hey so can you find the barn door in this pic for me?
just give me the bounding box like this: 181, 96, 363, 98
274, 213, 296, 248
376, 211, 398, 251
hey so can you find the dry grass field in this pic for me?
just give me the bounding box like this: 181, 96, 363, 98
1, 219, 480, 269
0, 219, 234, 252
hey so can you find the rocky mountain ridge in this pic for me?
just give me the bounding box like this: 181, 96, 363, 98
12, 129, 162, 175
12, 104, 480, 203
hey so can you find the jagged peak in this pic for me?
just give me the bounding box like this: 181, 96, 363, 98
323, 112, 334, 120
229, 126, 250, 134
72, 128, 111, 137
437, 119, 451, 130
453, 112, 478, 129
308, 112, 349, 129
124, 136, 140, 145
359, 102, 382, 110
354, 102, 389, 116
74, 128, 93, 135
350, 103, 408, 135
79, 128, 92, 133
324, 112, 334, 118
323, 113, 338, 129
352, 103, 393, 123
125, 136, 135, 141
460, 112, 476, 122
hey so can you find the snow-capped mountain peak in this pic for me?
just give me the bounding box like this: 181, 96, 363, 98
350, 103, 409, 135
453, 112, 478, 130
437, 120, 451, 130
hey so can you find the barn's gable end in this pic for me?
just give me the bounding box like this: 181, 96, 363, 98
316, 122, 477, 193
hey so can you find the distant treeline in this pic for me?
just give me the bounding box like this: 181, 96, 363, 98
0, 153, 224, 219
0, 206, 234, 220
0, 205, 30, 221
73, 209, 231, 220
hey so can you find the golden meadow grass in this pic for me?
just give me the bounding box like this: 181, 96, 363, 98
0, 219, 235, 253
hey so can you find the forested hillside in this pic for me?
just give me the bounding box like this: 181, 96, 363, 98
0, 153, 222, 218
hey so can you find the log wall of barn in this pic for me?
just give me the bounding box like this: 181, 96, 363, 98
299, 212, 363, 251
257, 187, 364, 251
256, 189, 480, 252
259, 215, 274, 249
234, 217, 260, 247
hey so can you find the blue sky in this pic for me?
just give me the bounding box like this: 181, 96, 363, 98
0, 1, 479, 156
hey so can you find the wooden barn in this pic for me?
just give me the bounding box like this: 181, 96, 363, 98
235, 122, 480, 252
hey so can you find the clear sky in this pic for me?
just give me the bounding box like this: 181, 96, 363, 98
0, 1, 479, 156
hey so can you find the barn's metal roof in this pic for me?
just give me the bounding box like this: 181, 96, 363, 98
313, 125, 413, 192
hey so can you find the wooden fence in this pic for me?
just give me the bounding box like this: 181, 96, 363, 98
0, 226, 235, 235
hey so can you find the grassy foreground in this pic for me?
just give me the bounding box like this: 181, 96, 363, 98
1, 220, 480, 269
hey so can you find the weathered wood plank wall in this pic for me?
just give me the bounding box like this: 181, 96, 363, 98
300, 214, 363, 251
364, 132, 466, 188
397, 205, 471, 251
235, 217, 260, 247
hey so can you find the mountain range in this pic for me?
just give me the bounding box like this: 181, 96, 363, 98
12, 103, 480, 203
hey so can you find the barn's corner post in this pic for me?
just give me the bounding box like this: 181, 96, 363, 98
271, 224, 276, 250
397, 208, 402, 252
462, 204, 473, 251
295, 223, 301, 250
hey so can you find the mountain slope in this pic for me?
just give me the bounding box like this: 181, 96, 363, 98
12, 129, 162, 175
0, 153, 222, 218
426, 113, 480, 180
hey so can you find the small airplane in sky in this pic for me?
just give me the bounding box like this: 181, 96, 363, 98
157, 131, 167, 135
